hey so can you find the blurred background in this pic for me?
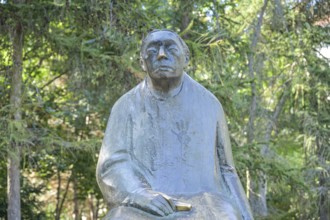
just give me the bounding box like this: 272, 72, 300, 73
0, 0, 329, 219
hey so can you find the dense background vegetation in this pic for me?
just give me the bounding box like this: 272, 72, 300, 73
0, 0, 329, 219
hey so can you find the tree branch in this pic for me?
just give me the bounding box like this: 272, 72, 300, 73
31, 72, 66, 99
262, 79, 291, 156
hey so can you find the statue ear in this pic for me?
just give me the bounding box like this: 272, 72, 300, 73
184, 55, 190, 67
140, 58, 146, 71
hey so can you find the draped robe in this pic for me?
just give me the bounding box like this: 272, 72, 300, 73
96, 74, 251, 220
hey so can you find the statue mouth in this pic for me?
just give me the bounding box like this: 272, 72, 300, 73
157, 66, 174, 71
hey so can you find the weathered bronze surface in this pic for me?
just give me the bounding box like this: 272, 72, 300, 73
96, 30, 254, 220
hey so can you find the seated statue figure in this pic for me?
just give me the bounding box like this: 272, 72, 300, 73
96, 29, 253, 220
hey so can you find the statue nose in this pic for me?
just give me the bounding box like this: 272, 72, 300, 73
157, 46, 167, 60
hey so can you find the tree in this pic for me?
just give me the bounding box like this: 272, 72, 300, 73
7, 0, 24, 219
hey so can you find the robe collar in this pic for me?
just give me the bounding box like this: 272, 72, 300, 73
144, 74, 185, 101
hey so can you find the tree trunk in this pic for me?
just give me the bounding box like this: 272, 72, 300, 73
7, 1, 24, 219
59, 174, 72, 219
246, 0, 269, 217
312, 82, 329, 220
89, 194, 97, 220
73, 173, 79, 220
317, 136, 329, 220
55, 168, 62, 220
177, 0, 193, 39
55, 169, 72, 220
94, 199, 100, 220
251, 84, 290, 217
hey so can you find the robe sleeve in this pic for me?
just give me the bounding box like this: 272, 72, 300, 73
96, 97, 150, 207
217, 103, 254, 220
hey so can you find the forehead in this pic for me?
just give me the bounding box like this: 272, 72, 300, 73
144, 31, 181, 46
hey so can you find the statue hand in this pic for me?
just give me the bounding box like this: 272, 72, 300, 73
123, 189, 176, 216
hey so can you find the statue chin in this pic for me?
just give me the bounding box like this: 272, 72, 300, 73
150, 69, 182, 80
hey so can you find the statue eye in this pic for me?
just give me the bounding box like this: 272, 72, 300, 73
168, 46, 178, 53
147, 48, 157, 54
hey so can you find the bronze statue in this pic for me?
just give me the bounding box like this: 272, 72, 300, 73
96, 30, 253, 220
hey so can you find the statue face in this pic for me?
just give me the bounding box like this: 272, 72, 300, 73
142, 31, 187, 80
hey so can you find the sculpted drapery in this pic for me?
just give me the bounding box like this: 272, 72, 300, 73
96, 30, 253, 220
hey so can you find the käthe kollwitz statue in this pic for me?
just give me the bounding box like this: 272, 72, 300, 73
96, 30, 253, 220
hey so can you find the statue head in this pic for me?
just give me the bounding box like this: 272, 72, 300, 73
140, 30, 190, 81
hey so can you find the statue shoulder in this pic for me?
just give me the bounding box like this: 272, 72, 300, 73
110, 82, 143, 115
184, 74, 222, 110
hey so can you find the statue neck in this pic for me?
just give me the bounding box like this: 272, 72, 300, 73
146, 74, 184, 100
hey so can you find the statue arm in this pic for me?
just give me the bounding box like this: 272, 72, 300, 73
96, 102, 149, 204
217, 104, 254, 220
96, 99, 176, 216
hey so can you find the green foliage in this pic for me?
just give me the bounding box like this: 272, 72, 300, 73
0, 0, 329, 219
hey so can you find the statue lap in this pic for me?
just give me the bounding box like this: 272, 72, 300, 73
104, 193, 241, 220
